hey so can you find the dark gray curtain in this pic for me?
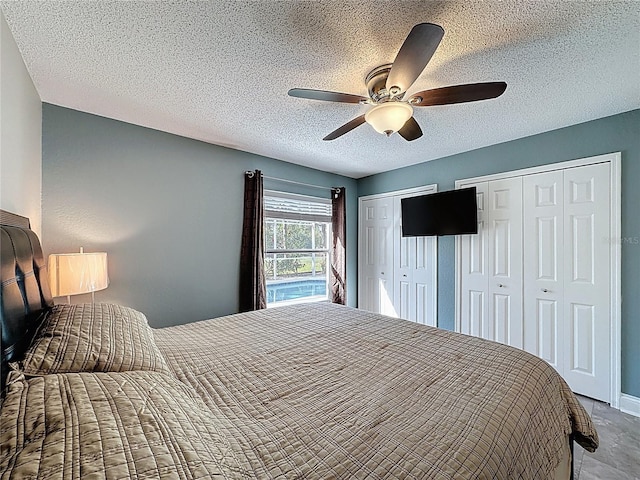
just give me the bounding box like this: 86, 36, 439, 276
330, 187, 346, 304
239, 170, 267, 312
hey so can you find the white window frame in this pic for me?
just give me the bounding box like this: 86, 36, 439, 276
264, 190, 332, 307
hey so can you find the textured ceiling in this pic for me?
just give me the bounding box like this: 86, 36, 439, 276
2, 1, 639, 178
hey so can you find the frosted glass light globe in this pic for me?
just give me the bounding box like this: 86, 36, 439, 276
365, 102, 413, 135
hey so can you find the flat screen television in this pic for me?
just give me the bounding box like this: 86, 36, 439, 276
401, 187, 478, 236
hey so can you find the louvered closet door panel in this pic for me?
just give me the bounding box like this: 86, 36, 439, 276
562, 162, 610, 402
487, 177, 523, 347
523, 171, 564, 372
359, 197, 395, 316
459, 182, 489, 337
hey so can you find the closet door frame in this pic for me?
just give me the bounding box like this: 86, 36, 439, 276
358, 184, 438, 325
454, 152, 621, 408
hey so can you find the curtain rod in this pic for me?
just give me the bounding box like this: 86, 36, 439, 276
244, 171, 339, 193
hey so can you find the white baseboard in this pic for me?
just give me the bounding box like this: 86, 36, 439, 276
619, 393, 640, 418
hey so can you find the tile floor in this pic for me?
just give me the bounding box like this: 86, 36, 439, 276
574, 396, 640, 479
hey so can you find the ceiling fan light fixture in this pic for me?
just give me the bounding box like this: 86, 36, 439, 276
289, 23, 506, 141
365, 102, 413, 136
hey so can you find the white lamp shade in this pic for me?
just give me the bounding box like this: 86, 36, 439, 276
365, 102, 413, 134
48, 251, 109, 297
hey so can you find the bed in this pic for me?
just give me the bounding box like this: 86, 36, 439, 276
0, 211, 598, 479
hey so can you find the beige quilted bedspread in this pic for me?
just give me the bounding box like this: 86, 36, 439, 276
1, 303, 598, 479
153, 303, 598, 479
0, 371, 244, 479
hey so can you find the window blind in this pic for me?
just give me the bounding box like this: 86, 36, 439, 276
264, 190, 332, 223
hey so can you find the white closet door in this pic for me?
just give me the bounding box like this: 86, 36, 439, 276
394, 196, 412, 320
459, 182, 489, 337
411, 235, 437, 326
562, 162, 610, 402
457, 156, 618, 403
523, 170, 564, 372
359, 197, 396, 316
488, 177, 523, 347
395, 236, 411, 319
394, 196, 437, 326
359, 186, 438, 323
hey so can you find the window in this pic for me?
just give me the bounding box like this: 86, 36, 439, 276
264, 190, 332, 306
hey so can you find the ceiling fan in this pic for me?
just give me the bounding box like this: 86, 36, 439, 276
288, 23, 507, 141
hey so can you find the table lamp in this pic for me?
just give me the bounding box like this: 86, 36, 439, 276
48, 248, 109, 303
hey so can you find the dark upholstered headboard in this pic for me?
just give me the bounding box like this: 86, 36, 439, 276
1, 210, 53, 395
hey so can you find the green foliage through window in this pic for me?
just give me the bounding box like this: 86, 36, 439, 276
264, 217, 331, 303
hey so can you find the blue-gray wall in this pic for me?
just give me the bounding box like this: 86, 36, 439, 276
358, 108, 640, 397
42, 104, 358, 327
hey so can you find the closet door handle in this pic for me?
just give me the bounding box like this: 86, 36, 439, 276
542, 288, 550, 293
498, 283, 505, 288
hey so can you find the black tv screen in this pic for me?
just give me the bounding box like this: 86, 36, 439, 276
401, 187, 478, 236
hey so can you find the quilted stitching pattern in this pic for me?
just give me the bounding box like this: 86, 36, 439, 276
0, 303, 599, 479
18, 303, 170, 375
154, 303, 598, 479
0, 371, 243, 479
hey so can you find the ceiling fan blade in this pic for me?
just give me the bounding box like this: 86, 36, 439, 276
397, 117, 423, 141
323, 115, 366, 141
288, 88, 368, 104
386, 23, 444, 94
409, 82, 507, 107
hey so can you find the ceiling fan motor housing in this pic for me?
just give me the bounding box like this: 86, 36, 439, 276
366, 64, 405, 103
